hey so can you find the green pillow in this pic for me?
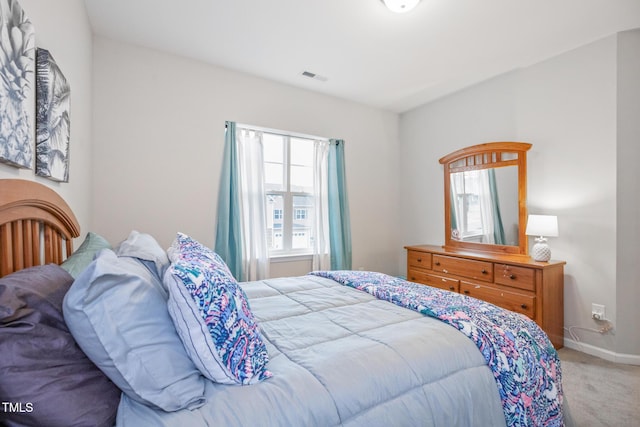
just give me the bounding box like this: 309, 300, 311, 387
61, 232, 111, 278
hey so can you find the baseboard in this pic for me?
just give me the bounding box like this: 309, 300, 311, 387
563, 338, 640, 365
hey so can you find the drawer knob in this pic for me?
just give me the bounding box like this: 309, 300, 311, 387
463, 290, 470, 295
449, 286, 455, 291
411, 276, 416, 281
509, 274, 516, 280
435, 261, 440, 266
417, 258, 422, 263
520, 304, 527, 309
481, 269, 488, 274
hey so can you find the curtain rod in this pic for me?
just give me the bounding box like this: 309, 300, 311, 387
232, 122, 331, 142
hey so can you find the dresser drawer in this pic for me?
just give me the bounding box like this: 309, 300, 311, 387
460, 281, 535, 319
423, 273, 459, 292
408, 270, 459, 292
408, 251, 431, 270
495, 264, 535, 292
407, 268, 429, 284
433, 255, 493, 282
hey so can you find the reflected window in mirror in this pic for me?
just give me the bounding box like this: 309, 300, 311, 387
450, 166, 519, 246
440, 142, 531, 255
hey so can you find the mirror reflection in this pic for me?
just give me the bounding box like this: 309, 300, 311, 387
450, 166, 519, 246
440, 142, 531, 255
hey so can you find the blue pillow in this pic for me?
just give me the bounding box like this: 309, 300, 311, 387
115, 230, 170, 280
60, 232, 111, 278
63, 246, 206, 411
164, 232, 271, 385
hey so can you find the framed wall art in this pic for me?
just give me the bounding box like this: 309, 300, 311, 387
0, 0, 35, 169
36, 47, 70, 182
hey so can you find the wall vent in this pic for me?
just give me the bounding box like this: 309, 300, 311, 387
301, 70, 328, 82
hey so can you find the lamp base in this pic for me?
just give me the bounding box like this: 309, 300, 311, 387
531, 240, 551, 262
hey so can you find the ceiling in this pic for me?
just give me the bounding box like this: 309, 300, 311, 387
83, 0, 640, 113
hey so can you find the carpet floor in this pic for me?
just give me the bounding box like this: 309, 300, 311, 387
558, 347, 640, 426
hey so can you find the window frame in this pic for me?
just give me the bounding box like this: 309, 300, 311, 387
264, 132, 317, 258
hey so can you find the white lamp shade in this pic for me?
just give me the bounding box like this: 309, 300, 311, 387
382, 0, 421, 13
525, 215, 558, 237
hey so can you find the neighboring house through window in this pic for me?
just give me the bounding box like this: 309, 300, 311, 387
263, 132, 316, 256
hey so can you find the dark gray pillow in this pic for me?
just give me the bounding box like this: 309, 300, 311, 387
0, 264, 121, 427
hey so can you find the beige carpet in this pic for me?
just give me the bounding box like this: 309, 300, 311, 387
558, 347, 640, 426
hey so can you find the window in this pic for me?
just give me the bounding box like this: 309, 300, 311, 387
451, 170, 483, 239
215, 120, 351, 280
263, 132, 318, 256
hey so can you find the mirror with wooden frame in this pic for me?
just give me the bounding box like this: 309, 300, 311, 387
439, 142, 531, 255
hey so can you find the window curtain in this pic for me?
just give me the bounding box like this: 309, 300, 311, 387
214, 122, 243, 279
312, 140, 330, 270
487, 169, 506, 245
449, 175, 461, 240
477, 169, 506, 245
236, 128, 269, 280
477, 169, 495, 243
327, 139, 352, 270
215, 122, 270, 281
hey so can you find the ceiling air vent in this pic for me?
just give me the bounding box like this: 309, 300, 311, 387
301, 70, 328, 82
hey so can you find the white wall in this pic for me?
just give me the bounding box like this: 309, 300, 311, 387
400, 34, 639, 361
0, 0, 93, 239
91, 37, 401, 277
517, 36, 621, 358
616, 29, 640, 357
400, 71, 520, 249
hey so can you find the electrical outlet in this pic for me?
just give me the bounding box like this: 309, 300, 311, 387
592, 303, 605, 321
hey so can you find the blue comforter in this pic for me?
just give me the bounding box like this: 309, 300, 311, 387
116, 274, 546, 426
311, 270, 564, 427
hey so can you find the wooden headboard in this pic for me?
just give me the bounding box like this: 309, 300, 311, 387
0, 179, 80, 278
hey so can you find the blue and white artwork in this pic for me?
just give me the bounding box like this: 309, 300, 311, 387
36, 48, 70, 182
0, 0, 35, 169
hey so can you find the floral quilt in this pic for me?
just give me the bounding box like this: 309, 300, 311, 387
310, 270, 564, 427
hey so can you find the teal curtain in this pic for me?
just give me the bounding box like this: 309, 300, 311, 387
214, 121, 244, 281
327, 139, 352, 270
488, 169, 506, 245
450, 186, 458, 235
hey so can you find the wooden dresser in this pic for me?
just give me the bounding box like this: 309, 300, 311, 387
405, 244, 565, 349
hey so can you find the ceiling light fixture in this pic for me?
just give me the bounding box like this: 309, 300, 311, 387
381, 0, 421, 14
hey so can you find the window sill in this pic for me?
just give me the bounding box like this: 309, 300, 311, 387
269, 253, 313, 263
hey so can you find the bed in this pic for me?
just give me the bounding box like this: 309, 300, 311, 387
0, 179, 568, 427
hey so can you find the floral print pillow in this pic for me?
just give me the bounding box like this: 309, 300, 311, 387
164, 233, 271, 385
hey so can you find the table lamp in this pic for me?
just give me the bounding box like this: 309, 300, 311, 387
525, 214, 558, 262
